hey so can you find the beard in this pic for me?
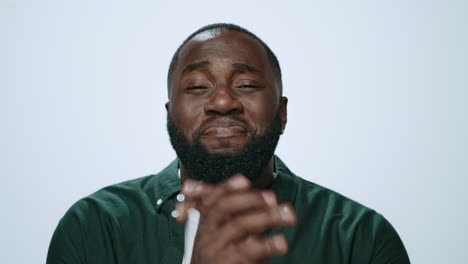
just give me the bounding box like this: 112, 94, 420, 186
167, 110, 282, 184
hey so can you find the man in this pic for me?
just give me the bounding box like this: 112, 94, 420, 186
47, 23, 410, 264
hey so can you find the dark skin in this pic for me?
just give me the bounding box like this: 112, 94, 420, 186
166, 30, 297, 264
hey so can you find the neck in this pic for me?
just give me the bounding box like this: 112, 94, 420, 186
180, 157, 275, 189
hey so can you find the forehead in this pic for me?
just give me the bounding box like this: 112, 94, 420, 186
176, 30, 272, 74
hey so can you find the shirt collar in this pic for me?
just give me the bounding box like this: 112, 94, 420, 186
152, 155, 298, 213
152, 159, 181, 213
271, 156, 299, 205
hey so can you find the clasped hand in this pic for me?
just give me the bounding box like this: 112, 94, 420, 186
174, 174, 297, 264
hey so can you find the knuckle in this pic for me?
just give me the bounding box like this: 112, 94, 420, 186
230, 218, 248, 236
242, 236, 269, 261
211, 195, 228, 210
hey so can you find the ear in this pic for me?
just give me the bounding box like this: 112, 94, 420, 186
280, 96, 288, 134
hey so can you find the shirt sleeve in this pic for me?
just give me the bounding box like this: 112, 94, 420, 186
371, 217, 411, 264
47, 196, 123, 264
46, 201, 87, 264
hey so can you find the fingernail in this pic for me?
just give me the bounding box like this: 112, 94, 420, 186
228, 175, 249, 189
280, 205, 295, 223
272, 235, 287, 252
182, 180, 196, 193
194, 181, 204, 193
261, 192, 277, 207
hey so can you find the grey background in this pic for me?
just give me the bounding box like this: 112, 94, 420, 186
2, 0, 467, 263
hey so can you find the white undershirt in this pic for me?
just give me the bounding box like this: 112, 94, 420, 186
182, 208, 200, 264
178, 169, 200, 264
178, 170, 276, 264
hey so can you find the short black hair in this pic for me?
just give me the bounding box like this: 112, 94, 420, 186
167, 23, 282, 96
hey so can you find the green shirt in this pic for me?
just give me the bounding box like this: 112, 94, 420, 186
47, 156, 410, 263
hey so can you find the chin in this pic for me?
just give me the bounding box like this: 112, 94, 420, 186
200, 137, 250, 154
206, 147, 244, 156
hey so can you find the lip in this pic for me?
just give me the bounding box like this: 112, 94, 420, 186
201, 119, 248, 137
203, 126, 247, 137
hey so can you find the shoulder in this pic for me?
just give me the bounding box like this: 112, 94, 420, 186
55, 174, 158, 239
61, 159, 180, 226
47, 161, 181, 263
275, 156, 381, 224
296, 176, 379, 217
289, 175, 409, 263
293, 175, 387, 233
72, 174, 156, 217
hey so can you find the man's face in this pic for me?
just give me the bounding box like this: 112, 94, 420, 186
167, 30, 287, 183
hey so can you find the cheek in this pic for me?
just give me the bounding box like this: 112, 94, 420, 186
169, 97, 206, 136
241, 94, 279, 134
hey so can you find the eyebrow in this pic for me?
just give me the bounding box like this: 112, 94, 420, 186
182, 61, 210, 74
181, 61, 263, 76
232, 63, 263, 74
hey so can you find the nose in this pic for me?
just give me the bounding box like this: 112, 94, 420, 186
204, 86, 243, 116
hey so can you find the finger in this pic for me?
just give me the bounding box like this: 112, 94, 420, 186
174, 197, 198, 223
181, 179, 209, 198
233, 203, 295, 234
214, 203, 297, 247
175, 180, 210, 222
203, 190, 278, 228
199, 174, 251, 210
181, 174, 252, 217
224, 174, 252, 190
177, 175, 251, 222
239, 234, 289, 261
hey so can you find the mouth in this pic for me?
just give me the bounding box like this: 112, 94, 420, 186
203, 126, 247, 137
201, 119, 248, 138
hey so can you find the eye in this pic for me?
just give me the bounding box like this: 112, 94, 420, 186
186, 86, 207, 90
238, 84, 260, 89
234, 78, 264, 91
185, 85, 210, 95
235, 81, 264, 92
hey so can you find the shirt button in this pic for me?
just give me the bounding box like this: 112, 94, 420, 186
176, 194, 185, 202
156, 199, 162, 205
